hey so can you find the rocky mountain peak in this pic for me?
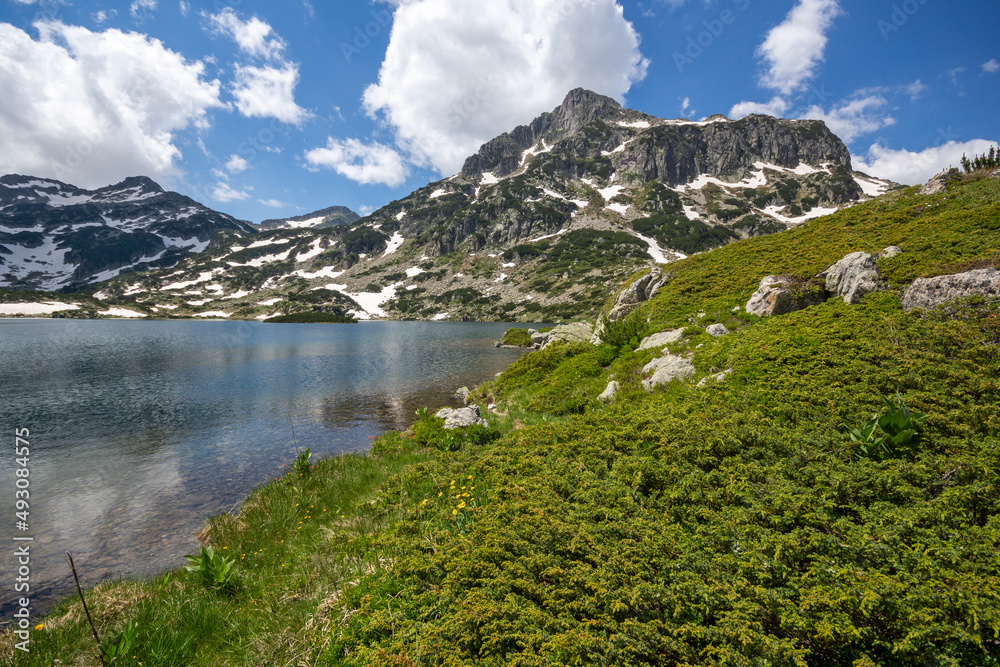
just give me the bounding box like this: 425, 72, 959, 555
101, 175, 164, 195
547, 88, 625, 133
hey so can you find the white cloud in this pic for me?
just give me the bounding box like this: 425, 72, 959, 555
903, 80, 927, 101
212, 181, 251, 202
983, 59, 1000, 73
304, 138, 409, 187
757, 0, 842, 95
359, 0, 648, 175
179, 1, 190, 17
853, 139, 999, 185
231, 63, 311, 125
225, 154, 249, 174
93, 10, 115, 24
258, 198, 287, 208
801, 96, 895, 143
729, 96, 790, 119
130, 0, 157, 21
0, 21, 224, 189
206, 8, 285, 61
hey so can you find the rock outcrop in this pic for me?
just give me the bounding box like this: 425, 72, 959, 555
919, 168, 960, 195
598, 381, 620, 402
902, 268, 1000, 312
818, 252, 883, 305
607, 269, 670, 322
435, 405, 488, 429
540, 323, 594, 348
697, 369, 732, 387
745, 276, 826, 317
638, 329, 685, 350
706, 324, 730, 337
641, 355, 695, 391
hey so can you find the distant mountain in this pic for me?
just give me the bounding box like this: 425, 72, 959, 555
11, 89, 896, 321
259, 206, 360, 231
0, 175, 255, 291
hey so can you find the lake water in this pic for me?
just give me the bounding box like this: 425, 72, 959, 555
0, 319, 527, 618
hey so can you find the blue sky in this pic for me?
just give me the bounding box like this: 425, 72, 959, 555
1, 0, 997, 224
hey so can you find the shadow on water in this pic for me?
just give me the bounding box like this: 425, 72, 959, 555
0, 319, 530, 619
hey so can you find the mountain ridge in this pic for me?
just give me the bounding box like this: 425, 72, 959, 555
1, 89, 897, 321
0, 174, 255, 291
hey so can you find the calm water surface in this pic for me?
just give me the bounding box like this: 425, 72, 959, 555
0, 319, 527, 617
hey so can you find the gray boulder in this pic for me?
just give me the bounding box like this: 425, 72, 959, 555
641, 355, 695, 391
598, 381, 620, 402
879, 246, 903, 260
818, 251, 886, 305
697, 369, 732, 387
919, 168, 960, 195
706, 324, 730, 337
638, 329, 684, 350
607, 268, 669, 322
745, 275, 826, 317
434, 405, 488, 429
454, 387, 471, 404
541, 323, 594, 348
902, 268, 1000, 312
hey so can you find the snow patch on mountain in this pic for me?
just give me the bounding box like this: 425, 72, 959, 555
383, 231, 405, 256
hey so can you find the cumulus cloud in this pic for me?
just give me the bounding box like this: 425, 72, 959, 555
211, 181, 251, 202
231, 63, 310, 125
258, 198, 287, 208
304, 138, 409, 187
0, 21, 224, 188
225, 154, 249, 174
729, 96, 791, 119
356, 0, 648, 176
757, 0, 842, 95
853, 139, 999, 185
801, 96, 896, 143
204, 8, 310, 124
983, 59, 1000, 73
206, 8, 286, 61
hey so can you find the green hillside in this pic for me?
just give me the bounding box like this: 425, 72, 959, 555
8, 174, 999, 665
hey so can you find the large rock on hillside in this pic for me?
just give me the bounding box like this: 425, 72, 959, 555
608, 269, 669, 322
540, 323, 594, 348
818, 251, 884, 305
638, 329, 685, 350
641, 355, 695, 391
919, 168, 961, 195
902, 268, 1000, 312
745, 276, 826, 317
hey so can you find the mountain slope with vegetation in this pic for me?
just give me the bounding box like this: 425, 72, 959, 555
1, 90, 894, 322
6, 161, 999, 667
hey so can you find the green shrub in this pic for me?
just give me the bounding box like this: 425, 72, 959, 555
848, 392, 928, 459
500, 327, 533, 347
184, 546, 239, 593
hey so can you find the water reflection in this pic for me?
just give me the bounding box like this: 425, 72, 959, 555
0, 319, 528, 618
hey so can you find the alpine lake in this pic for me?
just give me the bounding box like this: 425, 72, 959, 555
0, 319, 529, 618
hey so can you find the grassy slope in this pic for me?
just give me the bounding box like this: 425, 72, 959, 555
5, 176, 999, 666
